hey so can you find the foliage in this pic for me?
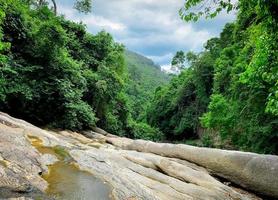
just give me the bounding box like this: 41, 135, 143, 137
0, 0, 168, 142
147, 50, 214, 140
74, 0, 92, 14
180, 0, 236, 22
148, 0, 278, 154
128, 119, 163, 141
171, 50, 186, 71
200, 0, 278, 154
25, 0, 92, 14
125, 50, 170, 121
0, 0, 125, 132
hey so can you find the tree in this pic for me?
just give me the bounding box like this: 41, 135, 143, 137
147, 49, 214, 140
171, 50, 186, 72
0, 0, 123, 131
74, 0, 92, 14
180, 0, 278, 22
33, 0, 92, 15
180, 0, 236, 21
147, 0, 278, 154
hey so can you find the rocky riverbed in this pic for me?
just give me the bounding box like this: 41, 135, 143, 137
0, 112, 277, 200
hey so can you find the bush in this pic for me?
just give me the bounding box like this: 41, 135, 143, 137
57, 101, 97, 130
128, 119, 163, 141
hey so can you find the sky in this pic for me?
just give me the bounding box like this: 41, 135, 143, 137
57, 0, 236, 70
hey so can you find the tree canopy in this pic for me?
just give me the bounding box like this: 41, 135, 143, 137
0, 0, 162, 140
147, 0, 278, 154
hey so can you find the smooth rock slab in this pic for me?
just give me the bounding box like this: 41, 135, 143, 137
0, 112, 265, 200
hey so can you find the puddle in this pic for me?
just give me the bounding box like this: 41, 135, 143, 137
28, 135, 112, 200
43, 162, 112, 200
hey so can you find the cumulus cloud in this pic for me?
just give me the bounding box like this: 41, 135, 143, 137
58, 0, 235, 66
161, 64, 172, 73
82, 16, 126, 31
58, 3, 126, 32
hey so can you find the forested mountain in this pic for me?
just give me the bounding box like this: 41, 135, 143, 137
125, 50, 170, 120
147, 1, 278, 154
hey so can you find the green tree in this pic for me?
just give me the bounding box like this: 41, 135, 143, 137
171, 50, 186, 70
147, 49, 214, 140
180, 0, 236, 22
179, 0, 278, 153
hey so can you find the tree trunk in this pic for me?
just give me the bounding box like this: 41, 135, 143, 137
50, 0, 57, 15
38, 0, 57, 15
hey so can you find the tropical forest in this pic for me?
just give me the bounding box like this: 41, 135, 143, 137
0, 0, 277, 199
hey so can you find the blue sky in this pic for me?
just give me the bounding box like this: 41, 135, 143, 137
57, 0, 236, 69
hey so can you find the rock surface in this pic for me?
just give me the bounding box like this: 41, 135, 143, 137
105, 137, 278, 198
0, 112, 276, 200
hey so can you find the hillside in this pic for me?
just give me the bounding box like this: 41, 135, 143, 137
125, 50, 170, 120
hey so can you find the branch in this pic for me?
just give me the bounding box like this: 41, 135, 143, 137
50, 0, 57, 15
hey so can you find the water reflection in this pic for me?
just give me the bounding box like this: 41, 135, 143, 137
43, 162, 111, 200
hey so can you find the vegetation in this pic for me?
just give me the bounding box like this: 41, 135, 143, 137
125, 50, 170, 121
179, 0, 236, 22
0, 0, 277, 155
0, 0, 162, 139
147, 0, 278, 154
147, 50, 214, 140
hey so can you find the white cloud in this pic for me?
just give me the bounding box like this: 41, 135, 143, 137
161, 64, 172, 73
58, 4, 126, 31
58, 0, 236, 65
82, 16, 126, 31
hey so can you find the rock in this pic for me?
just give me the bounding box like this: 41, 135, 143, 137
92, 127, 110, 135
0, 112, 266, 200
40, 154, 58, 166
105, 137, 278, 198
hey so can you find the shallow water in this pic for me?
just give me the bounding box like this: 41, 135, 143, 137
28, 135, 112, 200
43, 162, 111, 200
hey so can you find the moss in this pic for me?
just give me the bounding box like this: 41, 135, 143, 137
0, 160, 7, 167
28, 135, 71, 161
52, 146, 71, 161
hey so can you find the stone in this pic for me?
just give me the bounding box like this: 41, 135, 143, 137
105, 137, 278, 198
0, 112, 268, 200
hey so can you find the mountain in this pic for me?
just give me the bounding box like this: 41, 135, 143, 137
124, 50, 170, 120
